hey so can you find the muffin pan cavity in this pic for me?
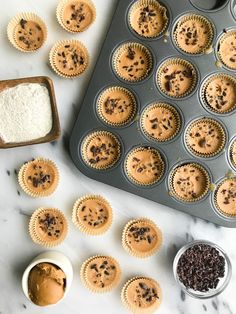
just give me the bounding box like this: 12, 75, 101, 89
70, 0, 236, 227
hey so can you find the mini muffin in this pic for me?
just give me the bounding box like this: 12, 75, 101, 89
218, 30, 236, 70
18, 158, 59, 197
113, 42, 152, 82
29, 208, 68, 247
121, 277, 162, 313
81, 130, 121, 170
157, 58, 197, 98
214, 178, 236, 217
97, 86, 137, 126
174, 14, 213, 55
80, 255, 121, 292
57, 0, 96, 33
125, 147, 164, 186
170, 163, 210, 202
185, 118, 226, 158
230, 140, 236, 169
202, 73, 236, 113
129, 0, 168, 38
72, 195, 112, 235
141, 103, 181, 142
7, 13, 47, 52
122, 218, 162, 258
49, 40, 89, 78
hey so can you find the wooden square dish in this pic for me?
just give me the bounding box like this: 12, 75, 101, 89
0, 76, 61, 149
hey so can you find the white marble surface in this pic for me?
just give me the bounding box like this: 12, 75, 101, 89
0, 0, 236, 313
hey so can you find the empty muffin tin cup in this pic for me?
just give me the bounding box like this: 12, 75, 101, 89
173, 240, 232, 299
22, 251, 73, 306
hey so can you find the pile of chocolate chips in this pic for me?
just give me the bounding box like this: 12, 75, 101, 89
177, 244, 225, 292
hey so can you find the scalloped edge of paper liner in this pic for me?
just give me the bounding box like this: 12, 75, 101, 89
128, 0, 169, 39
18, 157, 60, 198
29, 207, 68, 247
49, 39, 89, 78
173, 13, 214, 55
201, 73, 236, 114
213, 177, 236, 218
56, 0, 96, 33
97, 86, 138, 127
72, 194, 113, 235
81, 130, 121, 170
122, 218, 163, 258
185, 118, 226, 158
140, 102, 181, 142
124, 146, 165, 186
157, 57, 198, 99
218, 30, 236, 70
7, 12, 47, 53
121, 276, 162, 314
112, 42, 153, 83
80, 255, 121, 293
229, 140, 236, 170
169, 162, 211, 203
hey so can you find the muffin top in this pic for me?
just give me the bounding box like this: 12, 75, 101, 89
129, 0, 168, 38
218, 31, 236, 70
174, 15, 213, 54
204, 74, 236, 113
215, 178, 236, 217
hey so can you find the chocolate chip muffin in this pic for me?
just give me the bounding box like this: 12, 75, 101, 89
230, 140, 236, 169
174, 14, 213, 54
82, 130, 121, 170
218, 30, 236, 70
141, 102, 181, 142
113, 42, 152, 82
157, 58, 197, 98
214, 178, 236, 217
170, 163, 210, 202
129, 0, 168, 38
203, 73, 236, 113
125, 147, 165, 186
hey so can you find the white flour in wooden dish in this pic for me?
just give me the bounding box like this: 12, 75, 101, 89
0, 83, 52, 143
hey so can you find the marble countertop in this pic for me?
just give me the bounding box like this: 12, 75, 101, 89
0, 0, 236, 313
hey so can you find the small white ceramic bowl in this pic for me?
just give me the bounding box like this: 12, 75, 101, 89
22, 251, 73, 306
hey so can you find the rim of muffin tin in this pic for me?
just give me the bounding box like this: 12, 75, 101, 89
189, 0, 230, 13
123, 144, 168, 188
167, 159, 212, 204
183, 115, 228, 160
227, 135, 236, 172
230, 0, 236, 20
211, 176, 236, 221
215, 27, 236, 72
199, 71, 236, 116
126, 0, 172, 41
170, 11, 216, 57
155, 55, 200, 100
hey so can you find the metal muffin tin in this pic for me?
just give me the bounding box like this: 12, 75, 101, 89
70, 0, 236, 227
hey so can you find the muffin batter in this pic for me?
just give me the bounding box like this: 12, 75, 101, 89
215, 178, 236, 217
218, 31, 236, 70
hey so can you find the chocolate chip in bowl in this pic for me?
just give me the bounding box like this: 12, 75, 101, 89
173, 240, 232, 299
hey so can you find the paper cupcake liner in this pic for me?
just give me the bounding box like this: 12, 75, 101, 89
157, 57, 198, 99
80, 255, 121, 293
18, 157, 59, 198
112, 42, 153, 82
7, 12, 47, 52
229, 140, 236, 169
173, 14, 214, 55
169, 163, 211, 203
122, 218, 163, 258
213, 178, 236, 218
128, 0, 168, 38
49, 39, 89, 78
29, 207, 68, 247
140, 102, 181, 142
56, 0, 96, 33
72, 194, 113, 235
124, 146, 165, 186
97, 86, 137, 127
218, 30, 236, 70
81, 130, 121, 170
201, 73, 236, 114
121, 276, 162, 314
185, 118, 226, 158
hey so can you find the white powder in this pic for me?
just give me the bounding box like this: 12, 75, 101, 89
0, 83, 53, 143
